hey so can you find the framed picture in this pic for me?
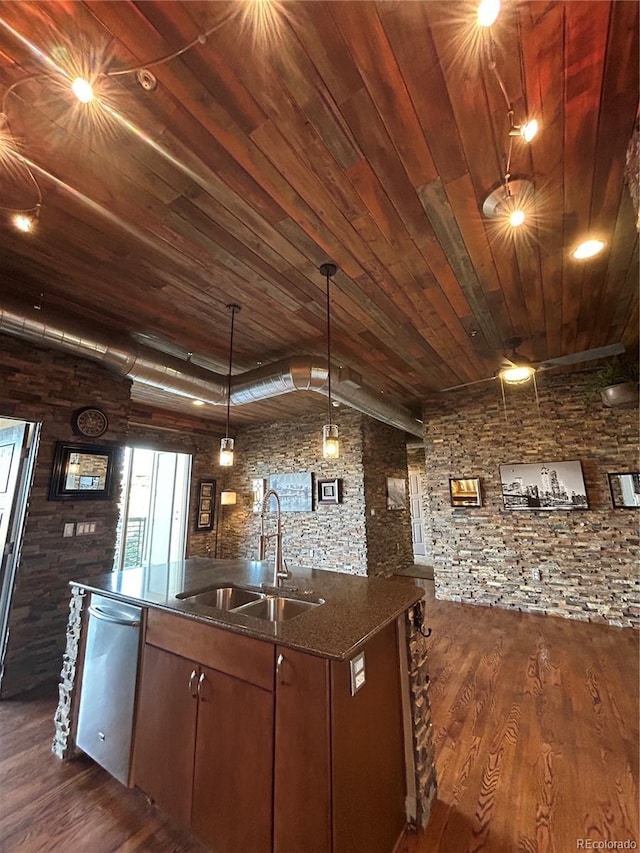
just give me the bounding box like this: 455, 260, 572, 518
499, 461, 588, 510
317, 478, 342, 505
449, 477, 482, 507
196, 479, 216, 530
608, 472, 640, 508
49, 442, 116, 501
252, 478, 266, 513
386, 477, 407, 510
268, 472, 312, 512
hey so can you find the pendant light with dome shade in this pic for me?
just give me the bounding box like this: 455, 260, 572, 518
219, 303, 240, 467
320, 262, 339, 459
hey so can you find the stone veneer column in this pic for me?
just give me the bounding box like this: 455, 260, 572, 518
405, 608, 437, 828
52, 586, 85, 759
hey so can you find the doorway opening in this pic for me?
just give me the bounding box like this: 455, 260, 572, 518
113, 448, 191, 571
0, 417, 40, 677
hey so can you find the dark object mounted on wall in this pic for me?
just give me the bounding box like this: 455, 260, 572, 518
195, 480, 216, 531
317, 478, 342, 505
608, 472, 640, 509
499, 460, 588, 511
71, 407, 109, 438
449, 477, 482, 507
49, 441, 116, 501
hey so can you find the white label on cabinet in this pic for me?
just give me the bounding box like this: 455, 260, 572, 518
349, 651, 366, 696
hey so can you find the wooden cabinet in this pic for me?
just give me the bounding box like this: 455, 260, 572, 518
133, 611, 274, 853
274, 621, 407, 853
134, 610, 407, 853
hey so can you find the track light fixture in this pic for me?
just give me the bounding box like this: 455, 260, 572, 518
480, 31, 539, 231
220, 303, 240, 467
477, 0, 500, 28
319, 262, 339, 460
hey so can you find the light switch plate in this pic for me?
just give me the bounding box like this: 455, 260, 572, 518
63, 523, 75, 538
349, 651, 366, 696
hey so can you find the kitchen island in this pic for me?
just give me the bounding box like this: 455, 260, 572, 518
53, 558, 436, 853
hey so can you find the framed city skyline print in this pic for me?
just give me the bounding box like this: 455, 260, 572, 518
499, 461, 588, 511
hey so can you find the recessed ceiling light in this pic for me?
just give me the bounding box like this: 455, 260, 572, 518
572, 239, 605, 260
192, 399, 205, 406
477, 0, 500, 27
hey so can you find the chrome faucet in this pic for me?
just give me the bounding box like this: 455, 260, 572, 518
259, 489, 290, 588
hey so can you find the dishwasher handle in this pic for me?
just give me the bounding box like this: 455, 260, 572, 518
88, 605, 141, 627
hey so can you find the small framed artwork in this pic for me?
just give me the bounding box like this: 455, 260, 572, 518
499, 460, 588, 511
608, 472, 640, 508
449, 477, 482, 507
252, 478, 266, 513
386, 477, 407, 510
317, 478, 342, 505
268, 472, 312, 512
49, 442, 117, 501
196, 479, 216, 531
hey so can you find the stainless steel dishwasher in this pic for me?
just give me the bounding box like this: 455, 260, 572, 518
76, 593, 142, 785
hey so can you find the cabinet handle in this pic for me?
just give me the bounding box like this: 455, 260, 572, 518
276, 653, 284, 681
188, 669, 198, 698
197, 671, 206, 699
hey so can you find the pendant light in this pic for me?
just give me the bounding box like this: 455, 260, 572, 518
219, 303, 240, 467
319, 263, 339, 459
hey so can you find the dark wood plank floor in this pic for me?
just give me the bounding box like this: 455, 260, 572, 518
0, 585, 637, 852
405, 582, 639, 853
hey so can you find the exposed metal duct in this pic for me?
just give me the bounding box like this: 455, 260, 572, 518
0, 301, 423, 437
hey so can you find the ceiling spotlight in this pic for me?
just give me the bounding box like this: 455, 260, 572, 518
477, 0, 500, 27
572, 239, 605, 260
509, 118, 539, 143
13, 213, 35, 233
482, 179, 534, 227
71, 77, 94, 103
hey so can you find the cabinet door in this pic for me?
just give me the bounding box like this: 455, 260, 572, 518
192, 666, 274, 853
274, 647, 331, 853
132, 645, 198, 827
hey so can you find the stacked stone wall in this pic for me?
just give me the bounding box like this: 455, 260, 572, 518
422, 371, 639, 627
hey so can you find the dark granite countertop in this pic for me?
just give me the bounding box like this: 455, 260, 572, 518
71, 558, 423, 660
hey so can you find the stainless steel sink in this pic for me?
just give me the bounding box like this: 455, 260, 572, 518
176, 585, 263, 610
234, 595, 324, 622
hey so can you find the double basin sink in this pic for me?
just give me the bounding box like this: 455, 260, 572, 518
176, 584, 324, 623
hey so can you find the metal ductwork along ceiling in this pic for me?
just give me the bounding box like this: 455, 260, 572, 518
0, 301, 424, 437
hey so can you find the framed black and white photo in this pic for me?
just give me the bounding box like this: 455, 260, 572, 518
386, 477, 407, 510
449, 477, 482, 507
49, 442, 116, 501
317, 477, 342, 505
608, 472, 640, 508
269, 472, 312, 512
499, 461, 588, 510
195, 479, 216, 530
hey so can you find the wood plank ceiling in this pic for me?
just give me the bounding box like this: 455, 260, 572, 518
0, 1, 637, 428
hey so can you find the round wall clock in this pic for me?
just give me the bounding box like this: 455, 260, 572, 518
72, 407, 109, 438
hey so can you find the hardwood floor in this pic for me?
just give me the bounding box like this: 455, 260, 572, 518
0, 685, 207, 852
405, 583, 639, 853
0, 588, 637, 852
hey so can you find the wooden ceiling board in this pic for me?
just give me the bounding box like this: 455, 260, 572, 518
0, 0, 637, 425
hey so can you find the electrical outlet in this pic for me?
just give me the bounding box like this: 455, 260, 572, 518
531, 568, 541, 582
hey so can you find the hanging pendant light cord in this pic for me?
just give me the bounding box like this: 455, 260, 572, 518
224, 304, 239, 438
325, 271, 332, 427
